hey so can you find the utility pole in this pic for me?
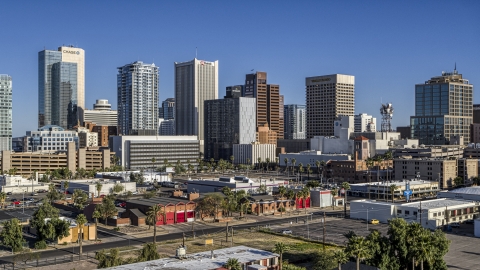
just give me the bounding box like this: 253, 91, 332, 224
231, 227, 234, 246
192, 221, 195, 239
323, 212, 326, 250
420, 201, 422, 225
182, 232, 185, 247
225, 222, 229, 243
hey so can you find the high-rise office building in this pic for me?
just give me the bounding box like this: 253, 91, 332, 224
175, 58, 218, 151
117, 61, 159, 135
411, 69, 473, 145
159, 98, 175, 120
305, 74, 355, 138
0, 75, 12, 151
83, 99, 117, 126
354, 113, 376, 132
38, 46, 85, 129
244, 72, 283, 141
204, 91, 256, 161
284, 104, 306, 139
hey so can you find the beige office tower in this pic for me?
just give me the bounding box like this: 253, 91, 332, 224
38, 46, 85, 129
305, 74, 355, 138
175, 58, 218, 153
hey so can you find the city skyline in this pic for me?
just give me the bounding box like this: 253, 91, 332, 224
0, 1, 478, 136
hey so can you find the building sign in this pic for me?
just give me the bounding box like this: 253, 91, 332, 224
63, 50, 80, 55
311, 78, 331, 83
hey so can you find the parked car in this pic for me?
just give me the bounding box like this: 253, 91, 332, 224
464, 220, 474, 224
450, 222, 461, 228
281, 229, 293, 235
12, 201, 21, 205
31, 192, 38, 196
369, 219, 380, 224
6, 192, 12, 195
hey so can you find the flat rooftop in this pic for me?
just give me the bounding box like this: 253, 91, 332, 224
104, 245, 278, 270
402, 199, 475, 210
441, 186, 480, 195
351, 180, 437, 187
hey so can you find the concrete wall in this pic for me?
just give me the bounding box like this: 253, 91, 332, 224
310, 190, 333, 208
350, 200, 396, 223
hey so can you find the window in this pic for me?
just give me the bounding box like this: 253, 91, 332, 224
405, 210, 410, 215
397, 210, 402, 214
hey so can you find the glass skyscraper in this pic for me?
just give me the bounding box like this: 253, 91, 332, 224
117, 61, 159, 135
411, 69, 473, 145
284, 104, 306, 139
0, 75, 12, 151
38, 46, 85, 129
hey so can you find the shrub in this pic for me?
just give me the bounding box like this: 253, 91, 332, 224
34, 240, 48, 250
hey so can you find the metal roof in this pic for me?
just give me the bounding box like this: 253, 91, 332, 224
128, 197, 193, 207
103, 246, 278, 270
443, 186, 480, 195
402, 199, 475, 210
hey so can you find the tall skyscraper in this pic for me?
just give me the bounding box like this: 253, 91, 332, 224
244, 72, 284, 141
284, 104, 306, 139
175, 58, 218, 151
38, 46, 85, 129
159, 98, 175, 120
305, 74, 355, 138
204, 92, 256, 161
411, 69, 473, 145
117, 61, 159, 135
354, 113, 376, 132
0, 75, 12, 151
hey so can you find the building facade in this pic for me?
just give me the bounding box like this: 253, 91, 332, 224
284, 104, 306, 139
175, 58, 218, 152
117, 61, 159, 135
354, 113, 376, 132
0, 75, 12, 151
306, 74, 355, 138
244, 72, 284, 141
38, 46, 85, 129
158, 118, 175, 135
204, 96, 256, 161
159, 98, 175, 120
232, 143, 276, 165
83, 99, 117, 126
25, 125, 78, 152
411, 69, 473, 145
109, 135, 199, 170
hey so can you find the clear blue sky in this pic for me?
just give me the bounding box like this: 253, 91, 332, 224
1, 1, 479, 137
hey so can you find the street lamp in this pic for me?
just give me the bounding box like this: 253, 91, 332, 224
362, 205, 373, 231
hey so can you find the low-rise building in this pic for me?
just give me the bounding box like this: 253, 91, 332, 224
28, 216, 96, 244
351, 199, 479, 231
279, 151, 350, 168
0, 174, 49, 193
438, 186, 480, 201
109, 135, 199, 170
233, 142, 276, 165
348, 180, 439, 201
102, 246, 279, 270
392, 145, 464, 159
25, 125, 78, 152
186, 176, 287, 194
63, 179, 136, 197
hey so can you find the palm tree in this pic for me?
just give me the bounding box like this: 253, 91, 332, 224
265, 157, 270, 171
284, 158, 289, 175
278, 186, 287, 216
413, 229, 434, 270
331, 188, 338, 210
341, 182, 351, 216
92, 210, 101, 241
298, 163, 304, 184
315, 160, 321, 179
146, 204, 163, 244
291, 158, 296, 178
306, 164, 311, 180
96, 182, 103, 198
333, 249, 349, 270
223, 258, 241, 270
320, 160, 326, 183
76, 214, 87, 256
389, 184, 399, 203
286, 189, 295, 214
366, 158, 374, 199
64, 181, 69, 194
273, 242, 288, 270
301, 186, 310, 214
257, 157, 262, 171
345, 236, 371, 270
230, 155, 235, 167
0, 192, 6, 209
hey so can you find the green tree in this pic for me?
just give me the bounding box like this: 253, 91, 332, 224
313, 250, 336, 270
341, 182, 351, 216
63, 181, 69, 194
31, 201, 70, 244
46, 184, 64, 201
0, 218, 26, 252
273, 242, 288, 270
278, 186, 287, 217
95, 248, 123, 268
195, 193, 224, 220
306, 180, 320, 189
284, 157, 289, 174
96, 182, 103, 197
306, 164, 311, 180
138, 242, 160, 261
72, 189, 88, 209
0, 192, 6, 209
298, 163, 304, 183
93, 209, 101, 241
13, 248, 39, 265
96, 196, 117, 225
315, 160, 321, 179
146, 204, 163, 244
112, 183, 124, 194
265, 157, 271, 171
291, 158, 296, 176
301, 186, 310, 214
345, 236, 372, 270
224, 258, 241, 270
330, 188, 338, 210
332, 249, 349, 270
256, 184, 267, 194
453, 176, 464, 187
76, 214, 87, 256
428, 229, 450, 270
389, 184, 399, 203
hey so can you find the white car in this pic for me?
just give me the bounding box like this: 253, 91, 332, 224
281, 229, 293, 235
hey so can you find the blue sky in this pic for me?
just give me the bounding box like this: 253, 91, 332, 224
1, 1, 479, 137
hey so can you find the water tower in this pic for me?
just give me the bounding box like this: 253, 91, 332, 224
380, 103, 394, 132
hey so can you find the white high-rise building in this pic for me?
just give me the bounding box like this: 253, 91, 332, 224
83, 99, 117, 126
0, 75, 12, 151
306, 74, 355, 138
175, 58, 218, 152
117, 61, 159, 135
284, 104, 306, 139
354, 113, 376, 132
